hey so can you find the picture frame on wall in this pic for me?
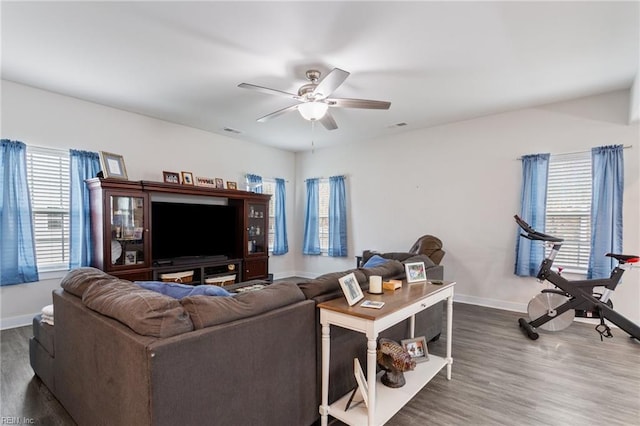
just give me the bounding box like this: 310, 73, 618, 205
99, 151, 128, 180
338, 272, 364, 306
181, 171, 194, 185
163, 171, 180, 184
405, 261, 427, 283
401, 336, 429, 363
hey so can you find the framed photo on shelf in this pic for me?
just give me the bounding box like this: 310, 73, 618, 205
181, 171, 194, 185
215, 178, 224, 189
405, 261, 427, 283
195, 177, 216, 187
99, 151, 128, 180
124, 250, 137, 265
226, 181, 237, 190
338, 272, 364, 306
163, 171, 180, 184
353, 358, 368, 407
401, 336, 429, 363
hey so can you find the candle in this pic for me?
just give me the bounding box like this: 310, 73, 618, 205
369, 275, 382, 294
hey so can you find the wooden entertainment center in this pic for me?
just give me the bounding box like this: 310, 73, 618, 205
87, 178, 271, 283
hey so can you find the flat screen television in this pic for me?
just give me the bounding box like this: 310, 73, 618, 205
151, 201, 238, 262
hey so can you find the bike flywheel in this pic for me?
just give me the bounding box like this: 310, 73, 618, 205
527, 292, 574, 332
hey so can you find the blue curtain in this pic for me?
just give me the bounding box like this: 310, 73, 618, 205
0, 140, 39, 285
328, 175, 347, 257
246, 173, 263, 193
302, 178, 320, 255
588, 145, 623, 279
272, 178, 289, 255
515, 153, 550, 276
69, 150, 101, 269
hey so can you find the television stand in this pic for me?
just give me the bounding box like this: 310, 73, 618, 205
151, 258, 242, 286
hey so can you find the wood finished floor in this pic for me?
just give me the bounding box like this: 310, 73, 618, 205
2, 302, 639, 426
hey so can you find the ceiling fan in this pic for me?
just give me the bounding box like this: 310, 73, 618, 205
238, 68, 391, 130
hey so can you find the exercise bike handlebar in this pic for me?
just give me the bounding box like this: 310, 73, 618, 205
514, 215, 564, 243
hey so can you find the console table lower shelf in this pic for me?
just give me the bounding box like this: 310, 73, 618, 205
329, 356, 449, 426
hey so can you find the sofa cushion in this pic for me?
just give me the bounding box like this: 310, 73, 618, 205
359, 259, 405, 280
362, 255, 389, 268
60, 266, 116, 298
180, 282, 305, 329
135, 281, 232, 299
83, 279, 194, 338
298, 269, 368, 300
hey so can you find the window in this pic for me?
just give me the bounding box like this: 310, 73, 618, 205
318, 179, 330, 253
262, 179, 276, 251
545, 152, 592, 272
25, 146, 70, 271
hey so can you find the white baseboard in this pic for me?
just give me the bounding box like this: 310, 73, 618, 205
1, 313, 39, 330
453, 294, 527, 313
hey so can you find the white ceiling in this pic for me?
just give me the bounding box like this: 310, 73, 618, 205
2, 1, 638, 152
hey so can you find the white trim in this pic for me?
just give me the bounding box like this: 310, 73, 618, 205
1, 312, 40, 330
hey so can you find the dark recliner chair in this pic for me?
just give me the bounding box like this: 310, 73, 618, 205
408, 234, 445, 265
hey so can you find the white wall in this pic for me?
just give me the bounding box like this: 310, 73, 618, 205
295, 90, 640, 325
1, 81, 297, 328
2, 81, 639, 330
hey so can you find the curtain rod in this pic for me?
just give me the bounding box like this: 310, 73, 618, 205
516, 145, 632, 161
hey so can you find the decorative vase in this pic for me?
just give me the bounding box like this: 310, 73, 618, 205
376, 338, 416, 388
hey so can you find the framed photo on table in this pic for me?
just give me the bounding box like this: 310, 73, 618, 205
353, 358, 368, 407
405, 261, 427, 283
401, 336, 429, 363
99, 152, 128, 180
338, 272, 364, 306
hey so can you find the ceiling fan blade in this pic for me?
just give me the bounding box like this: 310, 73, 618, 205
256, 104, 299, 122
319, 111, 338, 130
238, 83, 298, 99
312, 68, 350, 99
328, 98, 391, 110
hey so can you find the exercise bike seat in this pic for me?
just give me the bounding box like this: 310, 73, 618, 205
605, 253, 639, 264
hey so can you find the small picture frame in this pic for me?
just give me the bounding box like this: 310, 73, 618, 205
401, 336, 429, 363
99, 151, 128, 180
181, 171, 194, 185
338, 272, 364, 306
226, 181, 237, 190
405, 261, 427, 283
353, 358, 368, 407
124, 250, 137, 265
133, 227, 144, 240
195, 177, 216, 187
163, 171, 180, 184
215, 178, 224, 189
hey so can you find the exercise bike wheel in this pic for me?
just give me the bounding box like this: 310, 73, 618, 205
527, 293, 574, 332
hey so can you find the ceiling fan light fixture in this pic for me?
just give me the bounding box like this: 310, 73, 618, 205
298, 102, 328, 121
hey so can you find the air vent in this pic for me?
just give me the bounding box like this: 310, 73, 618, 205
388, 122, 408, 128
223, 127, 242, 134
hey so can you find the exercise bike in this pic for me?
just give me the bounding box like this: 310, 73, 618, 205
514, 215, 639, 341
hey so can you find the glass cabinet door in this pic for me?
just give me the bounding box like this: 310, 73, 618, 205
109, 194, 146, 267
247, 202, 267, 255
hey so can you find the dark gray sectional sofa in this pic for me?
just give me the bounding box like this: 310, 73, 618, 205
30, 255, 443, 426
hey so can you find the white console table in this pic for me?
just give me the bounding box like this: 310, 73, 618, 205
318, 281, 454, 426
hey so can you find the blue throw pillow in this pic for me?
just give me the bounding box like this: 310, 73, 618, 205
135, 281, 232, 299
363, 255, 389, 268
